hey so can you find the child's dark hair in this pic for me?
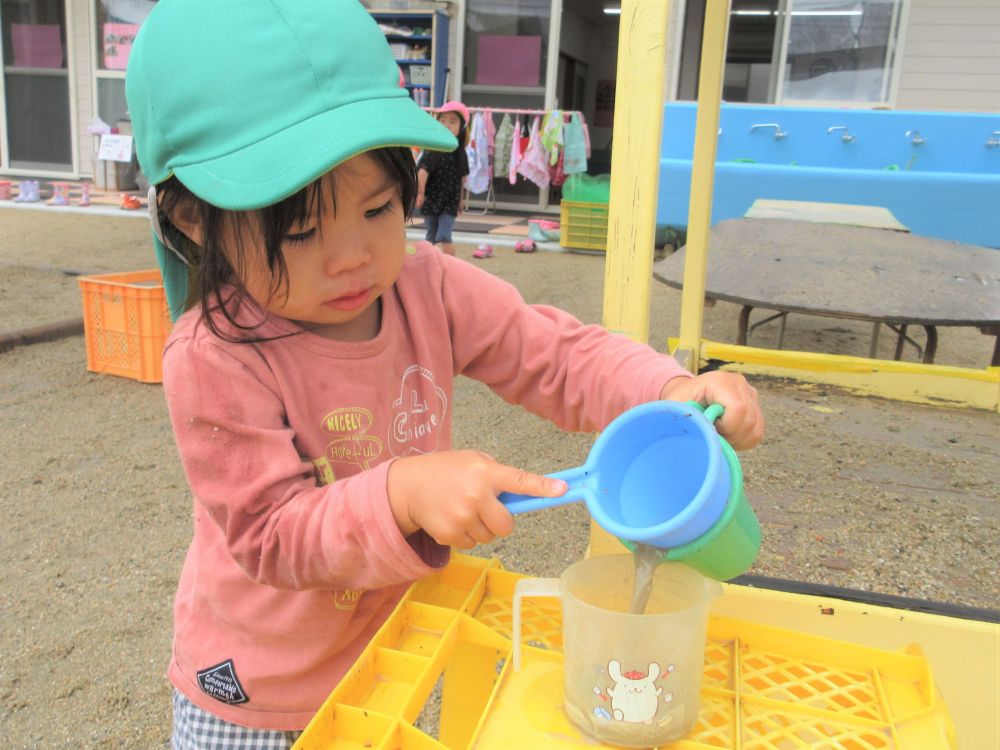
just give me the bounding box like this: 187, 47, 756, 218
155, 147, 417, 342
439, 113, 468, 148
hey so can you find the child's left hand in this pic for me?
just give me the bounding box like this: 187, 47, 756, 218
659, 371, 764, 450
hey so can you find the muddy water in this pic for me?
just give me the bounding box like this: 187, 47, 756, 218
629, 542, 665, 614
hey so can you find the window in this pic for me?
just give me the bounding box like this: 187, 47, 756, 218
93, 0, 157, 127
2, 0, 71, 170
464, 0, 550, 96
676, 0, 906, 107
779, 0, 904, 104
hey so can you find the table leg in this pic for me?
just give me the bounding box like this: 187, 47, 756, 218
886, 323, 928, 362
980, 326, 1000, 367
737, 306, 753, 346
922, 326, 937, 365
869, 322, 881, 359
893, 324, 908, 360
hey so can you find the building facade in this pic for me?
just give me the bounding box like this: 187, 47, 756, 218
1, 0, 997, 190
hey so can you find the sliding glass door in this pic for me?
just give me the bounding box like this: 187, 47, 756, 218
1, 0, 73, 173
460, 0, 561, 210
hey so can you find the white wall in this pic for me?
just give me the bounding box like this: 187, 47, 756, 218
894, 0, 1000, 112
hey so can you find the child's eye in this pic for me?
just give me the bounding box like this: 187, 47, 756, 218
283, 228, 316, 244
365, 200, 394, 219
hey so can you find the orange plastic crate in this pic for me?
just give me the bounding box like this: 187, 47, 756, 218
77, 269, 172, 383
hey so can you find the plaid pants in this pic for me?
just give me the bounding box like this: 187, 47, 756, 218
172, 690, 302, 749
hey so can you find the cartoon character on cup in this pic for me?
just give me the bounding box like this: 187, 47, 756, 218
606, 660, 673, 723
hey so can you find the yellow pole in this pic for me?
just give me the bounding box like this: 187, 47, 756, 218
601, 0, 671, 345
673, 0, 731, 373
590, 0, 672, 558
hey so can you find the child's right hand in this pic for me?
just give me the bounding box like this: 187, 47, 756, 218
387, 450, 568, 549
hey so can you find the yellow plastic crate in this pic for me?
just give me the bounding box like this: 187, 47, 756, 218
560, 200, 609, 251
293, 555, 955, 750
77, 269, 172, 383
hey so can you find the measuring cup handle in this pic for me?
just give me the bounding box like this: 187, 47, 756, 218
498, 466, 589, 515
685, 400, 725, 425
512, 577, 561, 672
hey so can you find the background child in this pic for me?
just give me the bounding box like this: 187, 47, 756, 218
127, 1, 763, 747
416, 101, 469, 256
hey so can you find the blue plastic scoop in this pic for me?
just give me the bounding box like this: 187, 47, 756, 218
498, 401, 730, 548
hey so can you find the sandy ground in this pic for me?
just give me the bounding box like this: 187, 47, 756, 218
1, 208, 997, 748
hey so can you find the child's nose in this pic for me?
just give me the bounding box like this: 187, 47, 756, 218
322, 232, 370, 275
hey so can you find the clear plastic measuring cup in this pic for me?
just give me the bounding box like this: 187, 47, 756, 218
513, 554, 722, 747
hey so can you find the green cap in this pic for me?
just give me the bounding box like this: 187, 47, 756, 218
126, 0, 457, 318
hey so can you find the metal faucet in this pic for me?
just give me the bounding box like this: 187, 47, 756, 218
905, 129, 926, 146
750, 123, 787, 140
827, 125, 856, 143
987, 131, 1000, 148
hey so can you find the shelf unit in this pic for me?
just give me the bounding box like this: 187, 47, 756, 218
370, 9, 450, 108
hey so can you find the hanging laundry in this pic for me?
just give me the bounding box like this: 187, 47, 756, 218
508, 116, 522, 185
550, 148, 567, 187
540, 110, 564, 166
518, 118, 531, 157
465, 111, 491, 195
484, 109, 496, 175
493, 113, 514, 178
517, 117, 551, 190
563, 113, 589, 175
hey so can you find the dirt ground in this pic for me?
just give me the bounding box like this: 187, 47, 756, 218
1, 209, 997, 748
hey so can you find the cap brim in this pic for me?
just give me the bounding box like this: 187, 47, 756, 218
173, 94, 456, 211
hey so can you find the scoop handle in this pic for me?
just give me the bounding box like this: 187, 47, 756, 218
498, 465, 589, 514
687, 400, 725, 425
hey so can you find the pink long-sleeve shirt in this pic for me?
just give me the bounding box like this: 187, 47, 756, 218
162, 242, 691, 729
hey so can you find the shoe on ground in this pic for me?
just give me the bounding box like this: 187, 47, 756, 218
515, 239, 536, 253
120, 193, 142, 210
473, 243, 494, 259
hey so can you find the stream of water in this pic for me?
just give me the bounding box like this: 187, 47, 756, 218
629, 542, 665, 614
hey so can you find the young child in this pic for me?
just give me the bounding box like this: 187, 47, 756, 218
127, 2, 763, 747
416, 101, 469, 256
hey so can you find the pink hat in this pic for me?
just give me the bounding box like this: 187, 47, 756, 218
434, 100, 469, 125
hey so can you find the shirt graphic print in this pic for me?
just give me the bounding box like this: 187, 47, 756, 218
389, 365, 447, 457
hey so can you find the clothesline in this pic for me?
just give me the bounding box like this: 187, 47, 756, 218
421, 105, 586, 121
420, 105, 591, 214
465, 106, 587, 122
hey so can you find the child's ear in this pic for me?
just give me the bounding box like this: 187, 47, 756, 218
167, 199, 204, 246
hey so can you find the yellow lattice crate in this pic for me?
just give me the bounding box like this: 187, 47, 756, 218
294, 555, 957, 750
560, 200, 609, 251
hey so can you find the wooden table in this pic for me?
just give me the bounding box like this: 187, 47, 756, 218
652, 218, 1000, 366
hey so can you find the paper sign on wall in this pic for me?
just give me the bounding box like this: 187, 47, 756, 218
98, 134, 134, 162
476, 35, 541, 87
103, 23, 140, 70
